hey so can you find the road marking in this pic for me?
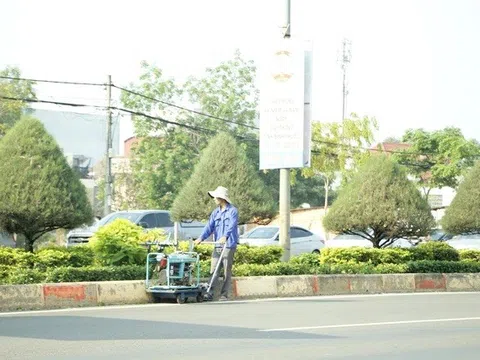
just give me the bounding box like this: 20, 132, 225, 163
258, 317, 480, 332
1, 291, 479, 316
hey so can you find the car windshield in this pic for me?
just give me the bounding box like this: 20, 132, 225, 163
244, 227, 279, 239
96, 212, 143, 227
181, 220, 206, 228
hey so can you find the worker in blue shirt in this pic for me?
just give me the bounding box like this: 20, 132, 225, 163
194, 186, 239, 301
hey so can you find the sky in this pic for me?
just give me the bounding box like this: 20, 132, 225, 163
1, 0, 480, 145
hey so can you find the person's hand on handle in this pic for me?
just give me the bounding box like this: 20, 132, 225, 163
194, 238, 202, 246
218, 236, 227, 244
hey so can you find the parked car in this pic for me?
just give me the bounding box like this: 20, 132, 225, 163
428, 229, 454, 242
239, 225, 325, 256
66, 210, 207, 247
446, 234, 480, 250
326, 233, 416, 248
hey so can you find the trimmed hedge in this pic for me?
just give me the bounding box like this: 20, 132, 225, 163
406, 260, 480, 273
1, 265, 145, 285
1, 241, 480, 285
319, 242, 461, 266
173, 242, 283, 265
0, 246, 95, 269
319, 248, 413, 266
459, 250, 480, 263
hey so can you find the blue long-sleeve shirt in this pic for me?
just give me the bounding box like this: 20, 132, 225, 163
199, 203, 239, 249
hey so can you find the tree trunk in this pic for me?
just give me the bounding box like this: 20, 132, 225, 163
24, 236, 34, 252
324, 177, 330, 212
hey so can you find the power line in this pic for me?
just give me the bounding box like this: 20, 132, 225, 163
0, 95, 106, 110
3, 93, 459, 161
112, 106, 219, 135
2, 75, 259, 130
0, 76, 105, 87
0, 95, 257, 141
112, 84, 260, 130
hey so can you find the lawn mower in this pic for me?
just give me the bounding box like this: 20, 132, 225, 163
144, 238, 226, 304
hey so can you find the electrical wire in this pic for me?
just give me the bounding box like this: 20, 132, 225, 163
111, 106, 219, 135
0, 95, 107, 110
113, 86, 427, 157
0, 76, 105, 87
2, 93, 464, 161
2, 75, 421, 156
112, 84, 260, 130
0, 95, 259, 142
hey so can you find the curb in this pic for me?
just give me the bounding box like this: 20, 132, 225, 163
2, 273, 480, 312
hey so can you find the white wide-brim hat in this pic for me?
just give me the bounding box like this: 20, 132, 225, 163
208, 186, 231, 204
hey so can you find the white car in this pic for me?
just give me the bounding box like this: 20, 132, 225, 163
239, 225, 325, 256
326, 233, 416, 248
446, 234, 480, 250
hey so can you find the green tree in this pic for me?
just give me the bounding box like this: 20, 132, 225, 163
441, 160, 480, 234
130, 129, 200, 209
299, 114, 378, 211
290, 172, 336, 208
119, 50, 258, 210
0, 116, 93, 251
393, 127, 480, 197
184, 48, 258, 138
171, 132, 275, 224
323, 154, 435, 248
0, 66, 36, 131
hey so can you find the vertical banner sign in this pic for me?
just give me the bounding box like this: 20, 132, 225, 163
259, 38, 310, 170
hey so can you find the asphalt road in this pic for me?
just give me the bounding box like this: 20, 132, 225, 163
1, 292, 480, 359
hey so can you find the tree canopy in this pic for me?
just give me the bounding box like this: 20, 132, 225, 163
117, 50, 259, 210
393, 127, 480, 196
323, 154, 435, 248
441, 160, 480, 235
299, 114, 378, 210
0, 116, 93, 251
0, 66, 36, 132
170, 132, 275, 224
111, 50, 320, 211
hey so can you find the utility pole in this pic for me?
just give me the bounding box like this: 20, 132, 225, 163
279, 0, 292, 262
104, 75, 113, 216
340, 38, 352, 121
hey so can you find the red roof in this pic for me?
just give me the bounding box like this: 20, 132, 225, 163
370, 142, 411, 155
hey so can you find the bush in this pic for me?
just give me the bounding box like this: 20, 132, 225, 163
459, 250, 480, 263
176, 242, 283, 265
290, 253, 322, 268
34, 249, 71, 271
0, 265, 12, 284
0, 247, 19, 266
234, 245, 283, 265
5, 267, 45, 284
233, 262, 320, 277
409, 242, 460, 262
319, 247, 412, 266
67, 246, 95, 267
0, 247, 36, 267
328, 263, 377, 274
374, 263, 408, 274
45, 265, 145, 283
406, 260, 480, 273
89, 219, 149, 266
